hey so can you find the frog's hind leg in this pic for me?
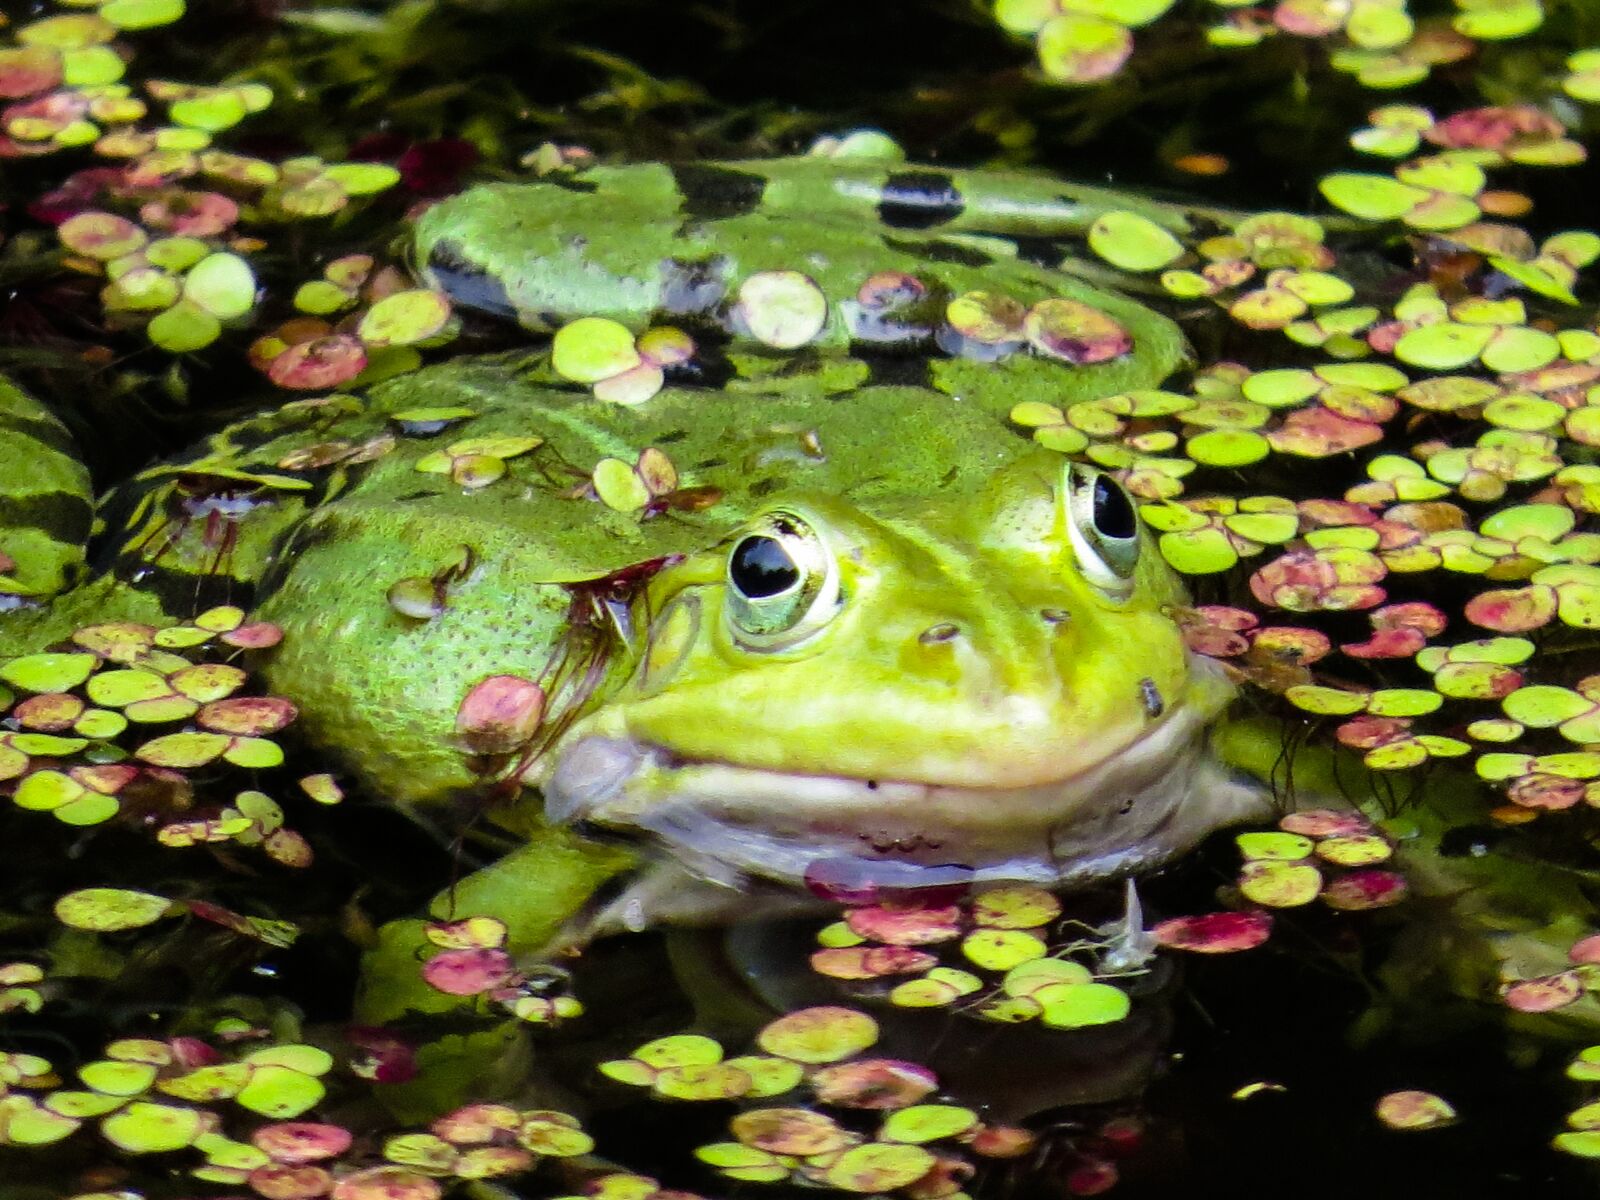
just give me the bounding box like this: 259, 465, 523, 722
1220, 713, 1600, 1039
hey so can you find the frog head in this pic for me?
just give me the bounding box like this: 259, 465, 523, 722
541, 454, 1269, 922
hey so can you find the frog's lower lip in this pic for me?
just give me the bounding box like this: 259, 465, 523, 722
543, 704, 1270, 893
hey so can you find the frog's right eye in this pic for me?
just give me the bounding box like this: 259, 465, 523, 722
724, 511, 840, 650
1064, 464, 1142, 600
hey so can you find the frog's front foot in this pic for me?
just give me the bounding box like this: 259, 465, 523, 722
1099, 879, 1160, 973
552, 857, 820, 945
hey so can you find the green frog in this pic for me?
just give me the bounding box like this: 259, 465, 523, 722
0, 156, 1278, 972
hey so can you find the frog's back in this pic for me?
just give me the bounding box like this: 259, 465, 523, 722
414, 158, 1190, 407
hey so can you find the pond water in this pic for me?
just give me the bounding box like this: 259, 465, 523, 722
5, 1, 1600, 1198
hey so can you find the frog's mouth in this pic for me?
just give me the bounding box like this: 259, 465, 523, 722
541, 699, 1271, 922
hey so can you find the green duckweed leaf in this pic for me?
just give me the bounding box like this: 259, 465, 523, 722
54, 888, 173, 931
100, 0, 186, 30
183, 252, 255, 321
135, 731, 229, 768
1035, 981, 1132, 1028
235, 1065, 325, 1118
550, 316, 636, 382
653, 1063, 754, 1101
1238, 860, 1322, 907
323, 162, 401, 195
757, 1006, 878, 1064
100, 1100, 203, 1153
695, 1142, 789, 1182
824, 1141, 938, 1192
1036, 12, 1132, 84
1088, 211, 1184, 271
1, 653, 96, 693
738, 271, 828, 349
1003, 958, 1094, 995
1236, 831, 1314, 860
970, 886, 1060, 929
148, 300, 221, 352
2, 1102, 80, 1145
358, 289, 453, 348
46, 1090, 128, 1118
1319, 173, 1428, 220
961, 928, 1047, 971
880, 1103, 977, 1143
633, 1035, 723, 1070
80, 1060, 158, 1096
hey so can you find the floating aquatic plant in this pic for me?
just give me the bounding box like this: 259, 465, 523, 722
0, 1025, 598, 1194
551, 317, 696, 403
1, 611, 302, 852
1375, 1089, 1457, 1131
804, 886, 1147, 1031
598, 1005, 1039, 1195
2, 0, 441, 393
1228, 814, 1407, 911
994, 0, 1176, 85
416, 915, 583, 1025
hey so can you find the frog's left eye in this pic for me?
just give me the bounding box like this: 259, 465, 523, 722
724, 511, 841, 649
1064, 465, 1141, 597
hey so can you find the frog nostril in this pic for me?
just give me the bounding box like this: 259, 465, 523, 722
1040, 608, 1071, 627
1139, 677, 1164, 718
919, 623, 959, 644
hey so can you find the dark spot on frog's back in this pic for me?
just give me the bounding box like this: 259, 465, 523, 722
116, 559, 255, 618
861, 353, 932, 389
670, 164, 768, 219
425, 238, 516, 320
0, 491, 92, 549
541, 176, 599, 195
882, 236, 992, 269
878, 171, 965, 230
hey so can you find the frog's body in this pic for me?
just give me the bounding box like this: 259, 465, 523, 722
0, 156, 1268, 957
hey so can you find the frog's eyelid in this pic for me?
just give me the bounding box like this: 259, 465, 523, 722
1062, 464, 1140, 598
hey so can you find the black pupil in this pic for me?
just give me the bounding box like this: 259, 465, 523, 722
730, 535, 801, 598
1092, 476, 1137, 540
